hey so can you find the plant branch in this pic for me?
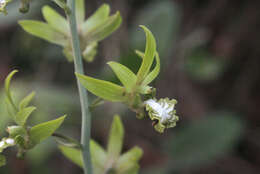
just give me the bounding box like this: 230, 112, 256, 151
66, 0, 92, 174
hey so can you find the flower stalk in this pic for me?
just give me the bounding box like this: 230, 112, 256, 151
66, 0, 93, 174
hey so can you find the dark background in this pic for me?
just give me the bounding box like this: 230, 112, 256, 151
1, 0, 260, 173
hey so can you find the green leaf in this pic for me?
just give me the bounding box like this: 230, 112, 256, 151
82, 42, 98, 62
85, 11, 122, 43
42, 5, 69, 36
59, 140, 107, 173
107, 61, 137, 92
75, 0, 85, 25
5, 98, 16, 120
81, 4, 110, 34
76, 73, 126, 102
19, 91, 35, 110
4, 70, 18, 111
19, 20, 67, 46
116, 146, 143, 173
135, 50, 145, 59
90, 140, 107, 172
141, 52, 160, 86
16, 106, 36, 126
107, 115, 124, 159
59, 145, 83, 168
29, 115, 66, 145
136, 26, 157, 83
0, 155, 6, 167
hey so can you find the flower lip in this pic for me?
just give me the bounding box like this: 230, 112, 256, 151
0, 141, 4, 148
145, 98, 179, 133
5, 138, 15, 145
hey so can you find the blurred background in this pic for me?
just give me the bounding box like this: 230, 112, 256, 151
1, 0, 260, 173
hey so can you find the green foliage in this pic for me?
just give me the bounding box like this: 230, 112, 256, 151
29, 115, 66, 146
76, 73, 126, 102
59, 115, 143, 174
18, 0, 122, 62
0, 0, 12, 15
0, 155, 6, 167
0, 70, 66, 167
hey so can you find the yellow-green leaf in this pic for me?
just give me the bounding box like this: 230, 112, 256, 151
59, 145, 83, 168
136, 26, 157, 83
16, 106, 36, 126
107, 115, 124, 159
29, 115, 66, 145
107, 61, 137, 92
85, 11, 122, 43
142, 52, 160, 86
81, 4, 110, 34
19, 91, 35, 110
76, 73, 125, 102
19, 20, 67, 46
42, 5, 69, 36
4, 70, 18, 111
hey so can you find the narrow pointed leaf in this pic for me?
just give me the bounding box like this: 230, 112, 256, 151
16, 106, 36, 126
142, 52, 160, 86
29, 115, 66, 145
75, 0, 85, 25
42, 5, 69, 36
4, 70, 18, 111
59, 145, 83, 168
5, 98, 16, 120
90, 140, 107, 171
81, 4, 110, 33
59, 140, 107, 172
116, 147, 143, 171
76, 73, 125, 102
135, 50, 145, 59
107, 61, 137, 92
19, 20, 67, 46
136, 26, 156, 83
19, 91, 35, 110
107, 115, 124, 159
85, 12, 122, 43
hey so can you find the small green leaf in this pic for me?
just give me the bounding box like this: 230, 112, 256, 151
85, 11, 122, 43
135, 50, 145, 59
116, 146, 143, 173
107, 61, 137, 92
62, 45, 74, 62
75, 0, 85, 25
4, 70, 18, 111
29, 115, 66, 145
19, 91, 35, 110
76, 73, 126, 102
107, 115, 124, 159
90, 140, 107, 172
142, 52, 160, 86
82, 42, 98, 62
5, 95, 17, 120
81, 4, 110, 34
19, 20, 67, 46
136, 26, 157, 84
42, 5, 69, 36
0, 155, 6, 167
16, 106, 36, 126
59, 145, 83, 168
59, 140, 107, 172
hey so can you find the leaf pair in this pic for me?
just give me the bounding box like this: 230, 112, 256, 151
76, 26, 160, 103
19, 0, 122, 62
59, 115, 143, 174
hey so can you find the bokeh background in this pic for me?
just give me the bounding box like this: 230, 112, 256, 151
1, 0, 260, 173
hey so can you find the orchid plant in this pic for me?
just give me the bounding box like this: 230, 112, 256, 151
0, 0, 179, 173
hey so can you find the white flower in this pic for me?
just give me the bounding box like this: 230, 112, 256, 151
5, 138, 15, 145
145, 98, 179, 133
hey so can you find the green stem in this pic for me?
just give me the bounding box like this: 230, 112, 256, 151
66, 1, 93, 174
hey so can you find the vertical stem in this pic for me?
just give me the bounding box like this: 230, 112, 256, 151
66, 0, 92, 174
